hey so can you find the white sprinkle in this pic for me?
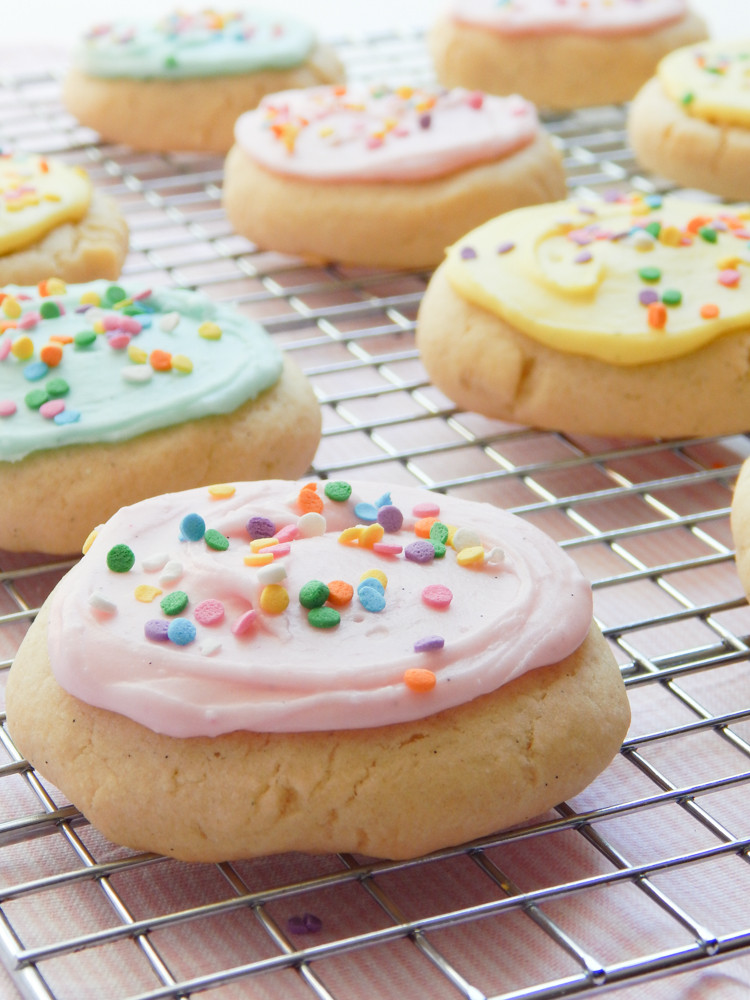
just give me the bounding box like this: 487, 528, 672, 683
142, 551, 170, 572
159, 560, 184, 585
200, 639, 222, 657
121, 365, 153, 384
452, 526, 481, 551
159, 311, 180, 332
89, 592, 116, 615
297, 512, 326, 537
257, 560, 287, 585
487, 546, 505, 564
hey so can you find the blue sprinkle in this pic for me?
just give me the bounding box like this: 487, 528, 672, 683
180, 512, 206, 541
54, 409, 80, 425
358, 587, 386, 613
353, 502, 378, 524
357, 578, 385, 596
167, 618, 196, 646
375, 492, 392, 508
23, 361, 49, 382
644, 194, 663, 208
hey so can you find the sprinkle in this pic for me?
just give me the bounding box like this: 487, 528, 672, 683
0, 400, 16, 417
145, 619, 170, 642
718, 269, 741, 287
452, 526, 481, 551
324, 480, 352, 502
55, 409, 79, 425
159, 560, 184, 585
414, 635, 445, 653
372, 542, 403, 556
638, 266, 661, 283
638, 289, 659, 306
167, 618, 196, 646
327, 580, 353, 606
246, 515, 276, 540
359, 523, 385, 548
74, 330, 97, 348
360, 569, 387, 589
260, 584, 289, 614
376, 505, 403, 532
297, 512, 326, 537
208, 483, 236, 499
200, 639, 222, 657
338, 526, 363, 545
429, 521, 449, 545
250, 537, 278, 552
276, 523, 299, 543
39, 399, 65, 419
257, 561, 287, 585
161, 590, 189, 615
403, 668, 437, 692
456, 545, 485, 567
647, 302, 668, 329
700, 303, 720, 319
487, 546, 505, 563
105, 284, 127, 305
194, 599, 225, 626
159, 311, 180, 332
659, 226, 683, 247
575, 251, 592, 264
299, 580, 330, 609
88, 591, 115, 614
82, 528, 98, 554
142, 552, 170, 572
150, 349, 172, 371
204, 528, 229, 551
198, 321, 222, 340
496, 242, 515, 255
358, 585, 385, 612
308, 606, 340, 629
698, 226, 718, 243
122, 366, 153, 385
172, 354, 193, 374
25, 388, 48, 410
353, 501, 378, 523
661, 289, 682, 307
297, 485, 323, 514
39, 301, 60, 320
23, 361, 48, 382
134, 584, 162, 603
39, 343, 63, 367
375, 493, 392, 508
2, 297, 21, 319
244, 552, 274, 567
46, 377, 69, 398
412, 501, 440, 518
232, 609, 258, 635
358, 577, 385, 596
79, 290, 101, 307
11, 335, 34, 360
414, 516, 438, 538
460, 246, 477, 260
287, 914, 323, 935
106, 544, 135, 573
405, 540, 435, 564
422, 584, 453, 609
180, 513, 206, 541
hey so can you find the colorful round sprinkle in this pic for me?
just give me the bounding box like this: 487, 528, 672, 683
204, 528, 229, 551
377, 505, 404, 532
414, 635, 445, 653
167, 618, 196, 646
308, 607, 341, 629
422, 584, 453, 609
405, 540, 435, 564
246, 515, 276, 540
324, 480, 352, 502
106, 544, 135, 573
194, 599, 225, 626
299, 580, 330, 609
161, 590, 189, 616
145, 619, 170, 642
180, 513, 206, 541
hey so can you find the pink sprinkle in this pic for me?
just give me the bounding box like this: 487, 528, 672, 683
194, 599, 225, 626
0, 399, 16, 417
366, 136, 384, 149
422, 584, 453, 609
466, 91, 484, 109
132, 288, 152, 300
272, 543, 291, 558
0, 339, 10, 361
103, 315, 122, 331
107, 333, 131, 350
39, 399, 65, 419
413, 501, 440, 518
276, 523, 299, 543
17, 312, 40, 330
718, 269, 741, 287
232, 609, 258, 636
119, 316, 142, 334
372, 542, 403, 556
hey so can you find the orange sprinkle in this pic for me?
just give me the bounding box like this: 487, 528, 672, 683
39, 159, 49, 173
39, 342, 63, 366
150, 349, 172, 371
327, 580, 354, 606
297, 486, 323, 514
414, 516, 438, 538
50, 333, 74, 345
0, 320, 17, 334
700, 303, 720, 319
687, 215, 713, 234
403, 668, 437, 693
647, 302, 667, 329
37, 280, 48, 297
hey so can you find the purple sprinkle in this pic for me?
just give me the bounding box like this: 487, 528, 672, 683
377, 505, 404, 532
246, 515, 276, 540
638, 289, 659, 306
604, 189, 623, 203
460, 246, 477, 260
496, 241, 515, 254
575, 251, 592, 264
414, 635, 445, 653
568, 230, 594, 246
145, 619, 170, 641
577, 205, 597, 215
405, 540, 435, 564
418, 113, 431, 129
287, 913, 323, 935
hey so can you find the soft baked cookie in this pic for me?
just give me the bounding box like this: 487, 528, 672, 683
63, 9, 344, 154
0, 281, 320, 554
0, 153, 127, 285
629, 41, 750, 201
430, 0, 707, 111
416, 192, 750, 438
222, 83, 566, 270
5, 479, 630, 862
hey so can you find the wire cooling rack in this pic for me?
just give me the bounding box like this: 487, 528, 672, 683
0, 27, 749, 1000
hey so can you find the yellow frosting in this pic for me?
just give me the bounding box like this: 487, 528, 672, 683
659, 40, 750, 128
444, 196, 750, 366
0, 154, 92, 255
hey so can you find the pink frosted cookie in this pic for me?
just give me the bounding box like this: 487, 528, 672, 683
430, 0, 707, 111
6, 478, 629, 862
222, 83, 566, 269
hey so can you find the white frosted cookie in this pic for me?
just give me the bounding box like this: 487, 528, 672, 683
629, 41, 750, 201
0, 281, 320, 554
430, 0, 707, 111
63, 9, 344, 154
222, 83, 566, 270
5, 479, 630, 862
0, 154, 127, 285
416, 192, 750, 438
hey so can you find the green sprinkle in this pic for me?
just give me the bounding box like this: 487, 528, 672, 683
698, 226, 718, 243
324, 480, 352, 502
74, 330, 97, 348
25, 388, 49, 410
46, 377, 70, 397
299, 580, 330, 609
429, 521, 450, 545
644, 222, 661, 239
105, 285, 127, 305
431, 540, 447, 559
161, 590, 189, 616
123, 305, 145, 316
164, 54, 179, 69
661, 289, 682, 307
39, 301, 60, 319
204, 528, 229, 551
106, 543, 135, 573
638, 266, 661, 283
681, 92, 695, 105
307, 606, 341, 629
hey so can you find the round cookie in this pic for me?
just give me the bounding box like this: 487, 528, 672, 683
5, 479, 630, 862
416, 192, 750, 439
222, 83, 566, 270
731, 458, 750, 601
63, 9, 344, 154
0, 153, 127, 285
0, 281, 320, 554
429, 0, 707, 111
629, 41, 750, 201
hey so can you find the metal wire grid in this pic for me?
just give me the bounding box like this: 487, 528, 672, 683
0, 27, 748, 1000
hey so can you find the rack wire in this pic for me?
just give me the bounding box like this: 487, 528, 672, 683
0, 28, 749, 1000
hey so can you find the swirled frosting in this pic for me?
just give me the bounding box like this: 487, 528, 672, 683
658, 41, 750, 128
447, 0, 688, 36
47, 479, 593, 736
0, 280, 282, 461
0, 154, 91, 255
73, 9, 314, 80
233, 84, 538, 182
445, 193, 750, 365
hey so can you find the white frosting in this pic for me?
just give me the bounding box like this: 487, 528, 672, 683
448, 0, 688, 36
47, 480, 593, 737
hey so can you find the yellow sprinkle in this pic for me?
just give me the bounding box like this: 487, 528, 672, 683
360, 569, 387, 589
445, 524, 458, 546
260, 584, 289, 614
43, 193, 61, 202
93, 320, 105, 334
79, 291, 101, 307
250, 537, 279, 552
3, 297, 22, 319
134, 584, 162, 603
338, 526, 363, 545
82, 528, 98, 554
658, 226, 682, 247
718, 256, 741, 269
10, 335, 33, 360
208, 483, 236, 499
172, 353, 193, 374
244, 552, 274, 567
46, 277, 67, 295
198, 321, 222, 340
113, 297, 134, 311
382, 117, 398, 132
456, 545, 486, 567
318, 125, 334, 138
396, 86, 414, 99
630, 201, 650, 217
127, 344, 148, 364
359, 523, 385, 548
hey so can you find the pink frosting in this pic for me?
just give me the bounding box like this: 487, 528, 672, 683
233, 84, 538, 182
448, 0, 688, 36
47, 480, 593, 737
